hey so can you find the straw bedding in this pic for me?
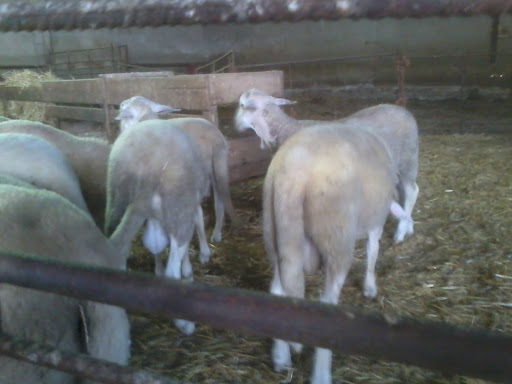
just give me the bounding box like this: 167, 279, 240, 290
4, 72, 508, 383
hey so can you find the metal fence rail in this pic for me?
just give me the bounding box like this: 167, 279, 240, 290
0, 251, 511, 383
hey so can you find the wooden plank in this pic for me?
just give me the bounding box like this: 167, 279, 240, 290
208, 71, 284, 105
41, 79, 104, 104
45, 105, 107, 122
228, 135, 272, 183
104, 76, 211, 110
0, 85, 45, 102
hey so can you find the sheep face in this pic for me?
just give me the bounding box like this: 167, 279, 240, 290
116, 96, 180, 132
235, 88, 296, 149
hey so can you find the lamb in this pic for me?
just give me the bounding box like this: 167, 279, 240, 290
116, 96, 239, 244
0, 182, 130, 384
0, 120, 110, 229
235, 88, 419, 243
264, 122, 409, 384
104, 119, 210, 335
0, 133, 89, 213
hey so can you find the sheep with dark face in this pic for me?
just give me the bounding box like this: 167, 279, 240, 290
0, 182, 130, 384
105, 119, 210, 335
264, 122, 408, 384
116, 96, 239, 247
235, 89, 419, 243
0, 120, 110, 229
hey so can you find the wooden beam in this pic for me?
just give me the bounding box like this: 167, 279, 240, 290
208, 71, 284, 105
45, 105, 108, 123
41, 79, 103, 104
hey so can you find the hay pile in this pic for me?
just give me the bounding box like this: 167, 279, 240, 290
126, 94, 511, 384
1, 69, 58, 122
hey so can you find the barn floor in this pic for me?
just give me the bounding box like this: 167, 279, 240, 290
124, 92, 512, 384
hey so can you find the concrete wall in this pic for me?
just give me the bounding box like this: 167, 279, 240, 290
0, 15, 510, 86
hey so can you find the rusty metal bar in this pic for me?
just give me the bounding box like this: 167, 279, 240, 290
0, 252, 511, 382
0, 332, 182, 384
0, 0, 511, 32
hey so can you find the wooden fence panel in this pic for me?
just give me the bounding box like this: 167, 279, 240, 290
208, 70, 284, 105
41, 79, 104, 104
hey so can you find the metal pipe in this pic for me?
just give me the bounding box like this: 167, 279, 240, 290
0, 0, 511, 32
0, 332, 182, 384
0, 251, 511, 383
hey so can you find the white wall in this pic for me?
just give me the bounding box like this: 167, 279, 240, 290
0, 15, 510, 85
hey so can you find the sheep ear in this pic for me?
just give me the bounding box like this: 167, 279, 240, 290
270, 96, 297, 106
115, 108, 134, 120
144, 99, 181, 114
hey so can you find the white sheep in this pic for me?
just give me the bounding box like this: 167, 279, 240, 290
263, 122, 407, 384
104, 119, 210, 335
0, 120, 110, 229
116, 96, 239, 246
0, 182, 130, 384
0, 133, 89, 213
235, 88, 419, 243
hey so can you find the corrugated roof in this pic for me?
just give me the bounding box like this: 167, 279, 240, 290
0, 0, 509, 32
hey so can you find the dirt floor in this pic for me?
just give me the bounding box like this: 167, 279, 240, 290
122, 92, 511, 384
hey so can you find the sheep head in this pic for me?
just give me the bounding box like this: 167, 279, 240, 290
234, 88, 296, 149
116, 96, 180, 132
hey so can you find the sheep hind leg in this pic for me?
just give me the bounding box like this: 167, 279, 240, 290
394, 181, 419, 243
364, 227, 383, 298
270, 254, 305, 373
311, 266, 350, 384
83, 302, 130, 366
165, 236, 195, 335
210, 184, 225, 243
194, 205, 212, 263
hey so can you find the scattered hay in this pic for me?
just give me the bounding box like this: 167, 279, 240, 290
127, 96, 512, 384
1, 69, 59, 122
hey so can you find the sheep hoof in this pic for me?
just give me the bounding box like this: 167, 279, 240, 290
210, 232, 222, 243
272, 339, 292, 373
363, 285, 378, 299
175, 319, 195, 335
199, 249, 211, 264
311, 370, 332, 384
289, 341, 303, 354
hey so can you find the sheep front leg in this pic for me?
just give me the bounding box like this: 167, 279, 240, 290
394, 181, 419, 243
165, 236, 195, 335
194, 205, 212, 263
364, 227, 383, 298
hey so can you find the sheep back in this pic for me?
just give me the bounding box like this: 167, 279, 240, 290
0, 120, 110, 229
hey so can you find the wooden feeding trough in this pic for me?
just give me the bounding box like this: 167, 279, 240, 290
0, 70, 284, 182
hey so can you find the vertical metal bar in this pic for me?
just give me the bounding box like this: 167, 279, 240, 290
490, 14, 500, 64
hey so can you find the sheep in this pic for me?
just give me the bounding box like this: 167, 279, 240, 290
104, 119, 210, 335
0, 120, 110, 229
0, 133, 89, 214
235, 88, 419, 243
0, 182, 130, 384
116, 96, 239, 245
263, 122, 409, 384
